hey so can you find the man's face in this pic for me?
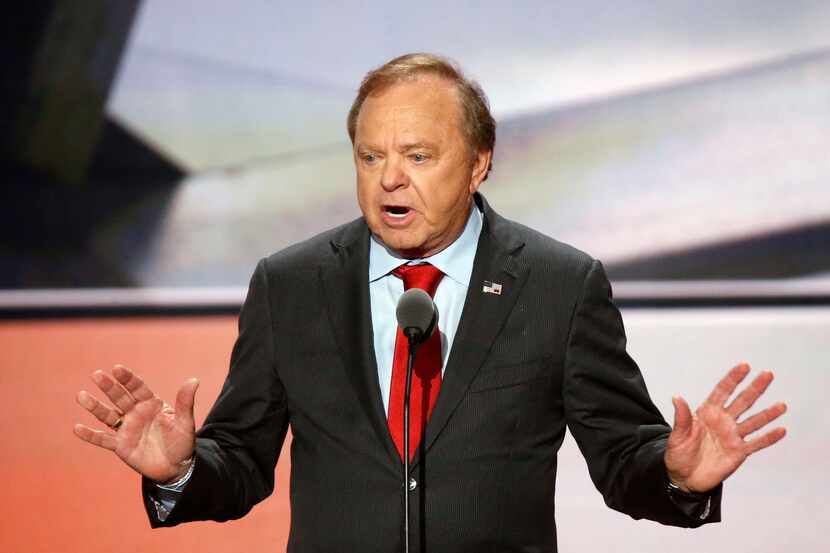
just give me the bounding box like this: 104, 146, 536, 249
353, 77, 491, 258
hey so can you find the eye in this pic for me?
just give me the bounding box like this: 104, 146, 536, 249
362, 153, 377, 164
411, 153, 428, 163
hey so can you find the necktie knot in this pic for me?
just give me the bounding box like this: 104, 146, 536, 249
392, 263, 444, 297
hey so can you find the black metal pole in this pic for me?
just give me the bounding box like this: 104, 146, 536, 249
403, 336, 418, 553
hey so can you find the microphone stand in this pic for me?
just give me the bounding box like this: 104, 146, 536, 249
403, 330, 420, 553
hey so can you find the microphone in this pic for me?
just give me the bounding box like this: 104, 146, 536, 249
395, 288, 438, 553
396, 288, 438, 344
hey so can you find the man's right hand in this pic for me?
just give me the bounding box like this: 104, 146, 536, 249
74, 365, 199, 484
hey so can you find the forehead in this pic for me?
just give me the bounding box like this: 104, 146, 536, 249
355, 76, 464, 143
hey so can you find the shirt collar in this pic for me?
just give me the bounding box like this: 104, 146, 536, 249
368, 204, 483, 287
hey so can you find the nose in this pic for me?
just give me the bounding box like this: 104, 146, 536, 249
380, 154, 409, 192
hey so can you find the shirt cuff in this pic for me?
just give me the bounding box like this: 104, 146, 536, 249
148, 458, 195, 521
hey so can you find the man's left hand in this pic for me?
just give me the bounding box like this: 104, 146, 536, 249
665, 363, 787, 493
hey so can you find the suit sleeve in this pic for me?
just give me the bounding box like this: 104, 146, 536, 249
563, 259, 721, 527
142, 258, 290, 526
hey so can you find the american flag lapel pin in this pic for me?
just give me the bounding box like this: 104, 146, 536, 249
482, 280, 503, 295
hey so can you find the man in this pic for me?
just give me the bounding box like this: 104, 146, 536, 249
74, 53, 786, 552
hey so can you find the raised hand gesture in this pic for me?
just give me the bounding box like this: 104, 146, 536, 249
665, 363, 787, 493
74, 365, 199, 484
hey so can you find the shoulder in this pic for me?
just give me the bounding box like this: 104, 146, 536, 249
484, 205, 614, 323
259, 217, 367, 275
513, 219, 593, 268
486, 205, 598, 283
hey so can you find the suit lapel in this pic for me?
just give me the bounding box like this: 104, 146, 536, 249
320, 197, 530, 472
320, 220, 402, 469
414, 196, 530, 467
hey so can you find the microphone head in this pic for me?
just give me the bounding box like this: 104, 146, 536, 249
396, 288, 438, 344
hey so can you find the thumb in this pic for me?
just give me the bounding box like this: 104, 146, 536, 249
670, 395, 693, 442
175, 378, 200, 430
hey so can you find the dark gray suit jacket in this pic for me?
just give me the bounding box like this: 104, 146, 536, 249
143, 194, 720, 552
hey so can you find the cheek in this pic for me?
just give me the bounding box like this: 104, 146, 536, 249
423, 168, 470, 213
355, 178, 377, 224
356, 173, 374, 202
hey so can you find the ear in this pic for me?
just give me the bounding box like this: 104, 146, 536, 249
468, 148, 492, 194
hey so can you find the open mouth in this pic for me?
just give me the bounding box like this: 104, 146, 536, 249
384, 205, 411, 218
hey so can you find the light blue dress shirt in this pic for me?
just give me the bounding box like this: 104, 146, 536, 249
151, 204, 483, 521
369, 205, 483, 415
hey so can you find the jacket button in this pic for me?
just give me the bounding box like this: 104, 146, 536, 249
409, 477, 417, 491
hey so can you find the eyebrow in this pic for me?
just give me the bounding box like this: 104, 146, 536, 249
398, 141, 437, 152
355, 141, 439, 153
355, 142, 380, 152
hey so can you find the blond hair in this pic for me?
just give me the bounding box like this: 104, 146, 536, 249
347, 53, 495, 179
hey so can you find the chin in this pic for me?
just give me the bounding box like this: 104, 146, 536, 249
378, 232, 413, 251
376, 230, 427, 257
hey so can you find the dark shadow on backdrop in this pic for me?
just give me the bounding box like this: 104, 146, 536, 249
1, 0, 185, 288
606, 221, 830, 281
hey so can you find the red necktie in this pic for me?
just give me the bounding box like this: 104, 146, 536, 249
387, 263, 444, 461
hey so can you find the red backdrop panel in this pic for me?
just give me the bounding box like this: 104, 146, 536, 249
0, 316, 292, 553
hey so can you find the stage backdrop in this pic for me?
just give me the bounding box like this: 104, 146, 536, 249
2, 2, 827, 552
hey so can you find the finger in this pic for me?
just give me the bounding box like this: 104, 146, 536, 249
112, 364, 155, 402
91, 370, 136, 413
174, 378, 199, 429
738, 402, 787, 438
726, 370, 774, 418
76, 390, 123, 428
73, 423, 117, 451
670, 396, 694, 439
705, 363, 751, 407
744, 427, 786, 455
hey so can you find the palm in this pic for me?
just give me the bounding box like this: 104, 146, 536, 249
74, 365, 199, 484
665, 363, 786, 493
115, 397, 195, 482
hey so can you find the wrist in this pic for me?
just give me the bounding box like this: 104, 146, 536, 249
158, 457, 194, 486
665, 465, 693, 493
667, 476, 692, 494
668, 479, 700, 496
666, 471, 711, 497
